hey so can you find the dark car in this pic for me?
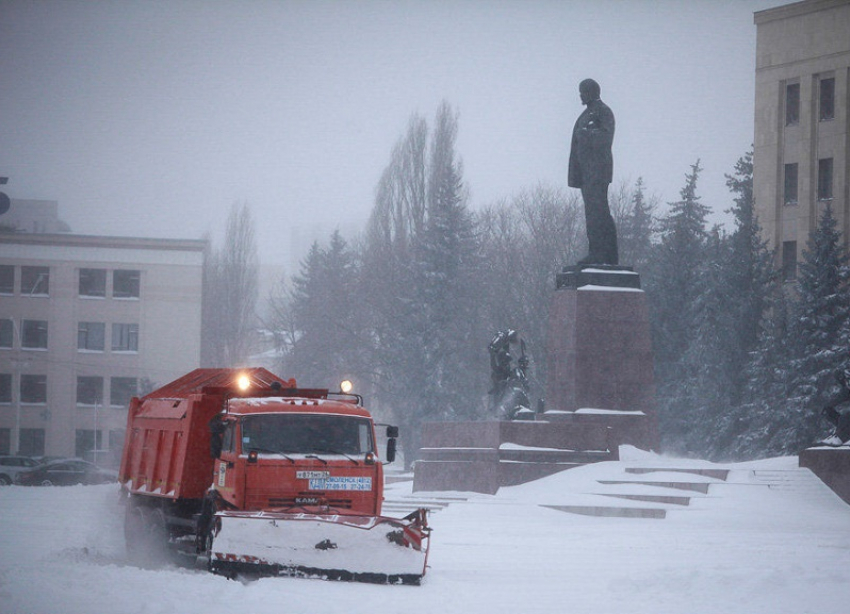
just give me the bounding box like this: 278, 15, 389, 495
0, 455, 42, 485
15, 458, 118, 486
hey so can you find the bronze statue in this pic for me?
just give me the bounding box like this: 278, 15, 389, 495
488, 329, 531, 420
568, 78, 619, 266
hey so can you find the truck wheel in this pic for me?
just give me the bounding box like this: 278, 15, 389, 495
0, 475, 11, 486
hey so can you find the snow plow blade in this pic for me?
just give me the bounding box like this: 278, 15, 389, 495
209, 508, 431, 585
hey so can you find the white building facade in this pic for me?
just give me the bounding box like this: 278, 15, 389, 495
753, 0, 850, 280
0, 233, 206, 464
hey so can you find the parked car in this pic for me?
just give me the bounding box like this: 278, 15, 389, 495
15, 459, 118, 486
0, 455, 41, 486
32, 455, 65, 465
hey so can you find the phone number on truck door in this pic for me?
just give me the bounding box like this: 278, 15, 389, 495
308, 477, 373, 491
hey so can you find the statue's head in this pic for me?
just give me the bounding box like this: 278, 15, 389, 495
579, 79, 601, 105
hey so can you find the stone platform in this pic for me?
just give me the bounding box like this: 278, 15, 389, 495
799, 445, 850, 504
413, 417, 619, 495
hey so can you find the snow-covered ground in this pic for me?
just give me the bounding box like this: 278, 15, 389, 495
1, 447, 848, 614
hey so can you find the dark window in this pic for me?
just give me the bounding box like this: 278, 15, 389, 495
782, 241, 797, 281
0, 373, 11, 403
21, 266, 49, 295
112, 323, 139, 352
20, 374, 47, 404
77, 322, 105, 351
0, 265, 13, 294
0, 319, 12, 348
110, 377, 137, 407
222, 422, 235, 454
109, 429, 125, 453
75, 429, 102, 457
21, 320, 48, 349
820, 77, 835, 121
76, 376, 103, 406
0, 429, 9, 455
785, 83, 800, 126
79, 268, 107, 297
783, 163, 798, 205
241, 414, 375, 456
19, 429, 45, 457
113, 270, 140, 298
818, 158, 833, 201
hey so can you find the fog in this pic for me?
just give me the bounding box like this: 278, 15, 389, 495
0, 0, 785, 272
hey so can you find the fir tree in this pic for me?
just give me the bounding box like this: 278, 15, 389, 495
645, 160, 710, 449
617, 177, 656, 272
786, 204, 850, 450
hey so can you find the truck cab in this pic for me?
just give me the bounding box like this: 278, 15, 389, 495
212, 397, 387, 516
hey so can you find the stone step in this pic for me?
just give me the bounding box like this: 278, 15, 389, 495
499, 460, 586, 487
625, 467, 730, 481
598, 480, 713, 494
750, 468, 837, 494
541, 504, 666, 519
596, 493, 692, 506
499, 448, 613, 464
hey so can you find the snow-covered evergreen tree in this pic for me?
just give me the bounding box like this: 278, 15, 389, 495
617, 177, 656, 272
786, 204, 850, 449
645, 160, 710, 449
278, 231, 368, 388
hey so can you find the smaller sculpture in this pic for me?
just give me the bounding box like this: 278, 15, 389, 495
488, 329, 532, 420
821, 367, 850, 445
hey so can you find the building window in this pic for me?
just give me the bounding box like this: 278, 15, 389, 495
0, 429, 9, 455
112, 323, 139, 352
77, 322, 105, 352
818, 158, 833, 201
19, 428, 45, 457
76, 376, 104, 406
109, 429, 126, 453
21, 266, 49, 296
113, 269, 140, 298
79, 268, 107, 297
0, 319, 12, 348
782, 241, 797, 281
819, 77, 835, 121
110, 377, 138, 407
75, 429, 103, 458
0, 265, 13, 294
783, 163, 798, 205
21, 320, 48, 349
0, 373, 11, 403
785, 82, 800, 126
20, 374, 47, 404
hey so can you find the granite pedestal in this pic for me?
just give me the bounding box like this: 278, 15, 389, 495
546, 265, 658, 449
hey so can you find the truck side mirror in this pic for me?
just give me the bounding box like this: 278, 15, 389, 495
386, 425, 399, 438
386, 437, 397, 464
209, 418, 226, 459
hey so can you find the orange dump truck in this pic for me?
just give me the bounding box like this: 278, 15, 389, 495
118, 368, 430, 584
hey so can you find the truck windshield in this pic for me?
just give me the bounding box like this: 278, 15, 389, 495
240, 414, 374, 456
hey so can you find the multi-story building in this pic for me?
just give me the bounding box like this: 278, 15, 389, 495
753, 0, 850, 280
0, 199, 71, 234
0, 232, 206, 465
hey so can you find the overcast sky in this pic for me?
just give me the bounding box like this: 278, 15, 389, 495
1, 0, 785, 271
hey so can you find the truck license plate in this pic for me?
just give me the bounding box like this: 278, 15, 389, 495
296, 471, 330, 479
